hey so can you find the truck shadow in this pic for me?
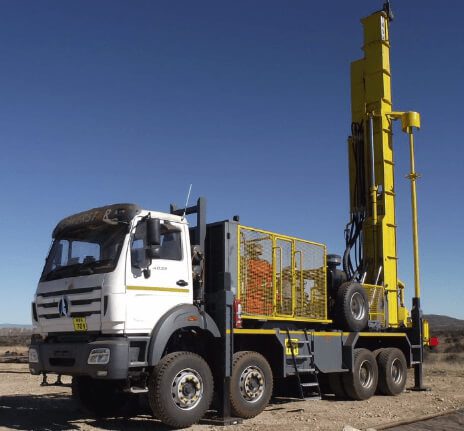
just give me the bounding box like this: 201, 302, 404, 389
0, 393, 172, 430
0, 392, 343, 430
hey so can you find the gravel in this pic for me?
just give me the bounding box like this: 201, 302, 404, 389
0, 361, 463, 431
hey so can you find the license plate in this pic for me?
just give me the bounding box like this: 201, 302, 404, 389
73, 317, 87, 332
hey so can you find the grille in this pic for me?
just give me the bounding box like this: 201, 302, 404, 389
49, 358, 75, 367
238, 226, 327, 321
37, 286, 101, 298
36, 286, 102, 320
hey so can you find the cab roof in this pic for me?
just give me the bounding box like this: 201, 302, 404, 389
53, 203, 186, 237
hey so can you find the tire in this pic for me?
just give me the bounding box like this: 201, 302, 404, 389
72, 376, 135, 417
377, 348, 407, 396
230, 351, 273, 419
336, 282, 369, 331
342, 348, 378, 400
373, 349, 385, 394
148, 351, 213, 428
328, 373, 347, 399
373, 348, 384, 359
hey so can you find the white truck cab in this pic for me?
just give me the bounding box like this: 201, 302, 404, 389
31, 204, 194, 335
29, 203, 219, 392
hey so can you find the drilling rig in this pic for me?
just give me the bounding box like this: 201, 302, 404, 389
346, 0, 427, 390
29, 3, 431, 428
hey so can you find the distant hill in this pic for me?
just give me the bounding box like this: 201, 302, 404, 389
424, 314, 464, 331
0, 323, 32, 329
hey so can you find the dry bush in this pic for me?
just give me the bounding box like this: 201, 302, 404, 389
445, 336, 463, 345
423, 349, 439, 363
0, 328, 32, 347
0, 350, 28, 363
0, 335, 30, 347
444, 343, 464, 353
444, 353, 461, 363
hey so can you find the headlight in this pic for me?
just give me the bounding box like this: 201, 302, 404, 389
87, 348, 110, 365
28, 348, 39, 363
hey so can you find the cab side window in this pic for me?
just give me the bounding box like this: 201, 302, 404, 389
158, 231, 182, 260
131, 220, 182, 268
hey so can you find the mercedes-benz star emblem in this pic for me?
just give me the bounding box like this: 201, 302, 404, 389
58, 297, 69, 318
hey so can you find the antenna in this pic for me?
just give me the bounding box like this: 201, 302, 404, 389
182, 184, 193, 220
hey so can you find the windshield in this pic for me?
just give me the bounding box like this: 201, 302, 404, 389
40, 223, 128, 282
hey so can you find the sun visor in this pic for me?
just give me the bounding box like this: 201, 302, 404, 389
52, 203, 141, 237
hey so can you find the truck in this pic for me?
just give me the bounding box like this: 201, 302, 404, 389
29, 3, 433, 428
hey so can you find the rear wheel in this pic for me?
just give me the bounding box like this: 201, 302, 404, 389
230, 351, 273, 419
377, 348, 407, 395
148, 351, 213, 428
343, 348, 378, 400
72, 376, 136, 417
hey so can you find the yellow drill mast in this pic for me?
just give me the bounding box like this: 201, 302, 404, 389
347, 3, 421, 329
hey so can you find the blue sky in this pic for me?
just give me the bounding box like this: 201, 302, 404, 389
1, 1, 463, 323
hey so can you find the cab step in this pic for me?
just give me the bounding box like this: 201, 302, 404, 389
128, 386, 148, 394
301, 382, 319, 388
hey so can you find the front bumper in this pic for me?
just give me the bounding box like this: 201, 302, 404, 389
29, 337, 130, 379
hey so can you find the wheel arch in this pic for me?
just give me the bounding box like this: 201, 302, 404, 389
234, 334, 284, 378
147, 304, 220, 366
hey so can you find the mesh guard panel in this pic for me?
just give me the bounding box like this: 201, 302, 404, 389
238, 226, 327, 322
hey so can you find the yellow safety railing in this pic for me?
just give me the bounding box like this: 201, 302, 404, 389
237, 225, 330, 323
362, 283, 385, 326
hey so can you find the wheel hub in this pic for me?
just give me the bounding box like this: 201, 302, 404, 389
359, 360, 374, 388
350, 292, 366, 321
171, 368, 203, 410
240, 366, 265, 402
391, 358, 403, 384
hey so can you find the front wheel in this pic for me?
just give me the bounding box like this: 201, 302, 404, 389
148, 351, 213, 428
230, 351, 273, 419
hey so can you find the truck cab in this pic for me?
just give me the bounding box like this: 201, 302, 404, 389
29, 203, 202, 379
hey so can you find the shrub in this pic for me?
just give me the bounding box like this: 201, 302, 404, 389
445, 353, 460, 363
444, 343, 464, 353
423, 349, 438, 363
0, 335, 31, 347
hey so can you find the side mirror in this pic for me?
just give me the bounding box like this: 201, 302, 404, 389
131, 248, 148, 269
147, 218, 161, 246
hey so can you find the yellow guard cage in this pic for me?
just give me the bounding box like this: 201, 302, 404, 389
237, 225, 386, 326
237, 225, 330, 323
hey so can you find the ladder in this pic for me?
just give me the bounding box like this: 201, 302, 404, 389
285, 328, 321, 400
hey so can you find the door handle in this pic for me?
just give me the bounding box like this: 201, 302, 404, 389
176, 280, 189, 287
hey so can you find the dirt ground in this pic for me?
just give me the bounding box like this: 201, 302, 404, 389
0, 356, 463, 431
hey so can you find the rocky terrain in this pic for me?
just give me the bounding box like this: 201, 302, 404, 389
0, 318, 462, 430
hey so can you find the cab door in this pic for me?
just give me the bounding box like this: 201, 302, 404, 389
125, 219, 192, 333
